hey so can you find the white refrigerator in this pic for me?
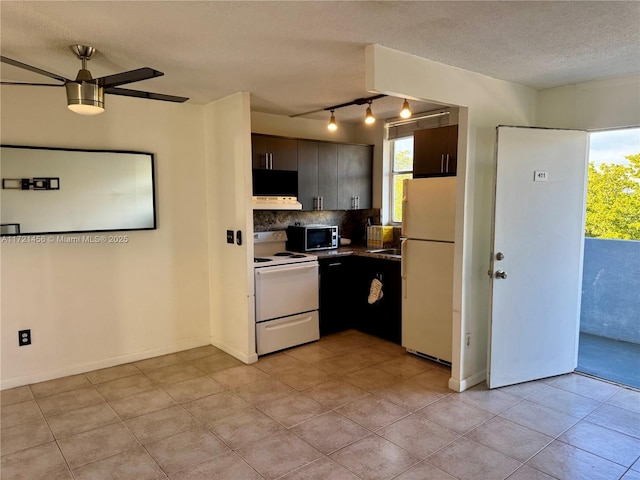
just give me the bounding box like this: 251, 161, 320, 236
401, 176, 456, 363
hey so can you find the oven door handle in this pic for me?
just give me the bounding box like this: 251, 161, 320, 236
256, 263, 318, 276
262, 316, 312, 330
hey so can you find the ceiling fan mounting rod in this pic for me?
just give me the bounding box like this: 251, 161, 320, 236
70, 45, 96, 82
71, 45, 95, 71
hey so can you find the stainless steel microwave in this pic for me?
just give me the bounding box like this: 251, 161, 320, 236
286, 225, 338, 252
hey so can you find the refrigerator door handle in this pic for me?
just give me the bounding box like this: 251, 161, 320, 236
401, 239, 408, 299
400, 239, 407, 279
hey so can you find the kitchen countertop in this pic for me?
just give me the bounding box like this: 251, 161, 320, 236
314, 245, 401, 262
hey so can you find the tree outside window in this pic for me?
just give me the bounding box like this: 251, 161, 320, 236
391, 137, 413, 223
586, 128, 640, 240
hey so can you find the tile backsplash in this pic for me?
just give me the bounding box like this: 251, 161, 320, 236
253, 209, 382, 245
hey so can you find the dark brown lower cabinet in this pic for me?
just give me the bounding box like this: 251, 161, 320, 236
351, 257, 402, 344
318, 256, 354, 335
319, 255, 401, 344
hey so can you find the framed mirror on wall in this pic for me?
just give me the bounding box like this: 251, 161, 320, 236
0, 145, 156, 236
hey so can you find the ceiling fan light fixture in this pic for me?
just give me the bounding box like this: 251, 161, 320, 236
400, 99, 412, 119
328, 110, 337, 131
66, 81, 105, 115
364, 101, 376, 125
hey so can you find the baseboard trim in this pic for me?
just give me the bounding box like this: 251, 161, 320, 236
1, 336, 211, 390
210, 338, 258, 364
448, 369, 486, 392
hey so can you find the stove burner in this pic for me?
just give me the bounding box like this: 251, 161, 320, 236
254, 257, 272, 263
274, 252, 294, 257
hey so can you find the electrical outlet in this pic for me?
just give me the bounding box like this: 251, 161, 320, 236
465, 333, 471, 348
226, 230, 234, 244
19, 329, 31, 346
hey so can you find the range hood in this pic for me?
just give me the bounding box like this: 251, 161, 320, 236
252, 196, 302, 210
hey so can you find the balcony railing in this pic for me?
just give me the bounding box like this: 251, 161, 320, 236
581, 237, 640, 344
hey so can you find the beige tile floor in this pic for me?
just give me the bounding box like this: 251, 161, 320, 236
1, 329, 639, 480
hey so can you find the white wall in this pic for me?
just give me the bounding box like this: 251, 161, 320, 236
354, 122, 385, 211
0, 87, 211, 388
204, 92, 257, 363
366, 44, 537, 391
536, 74, 640, 130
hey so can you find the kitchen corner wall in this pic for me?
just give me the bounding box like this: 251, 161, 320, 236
0, 87, 211, 388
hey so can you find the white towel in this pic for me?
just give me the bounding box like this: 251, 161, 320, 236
368, 278, 384, 304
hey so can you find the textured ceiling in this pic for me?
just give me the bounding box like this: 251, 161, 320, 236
1, 1, 639, 123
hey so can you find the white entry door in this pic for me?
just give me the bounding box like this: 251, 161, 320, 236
487, 126, 589, 389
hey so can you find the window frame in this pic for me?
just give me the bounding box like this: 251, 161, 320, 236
389, 135, 414, 225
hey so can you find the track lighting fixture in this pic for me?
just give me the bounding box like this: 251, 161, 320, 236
400, 99, 412, 119
293, 93, 418, 129
364, 100, 376, 125
327, 110, 337, 131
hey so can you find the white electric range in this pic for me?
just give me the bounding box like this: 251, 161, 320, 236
253, 231, 319, 355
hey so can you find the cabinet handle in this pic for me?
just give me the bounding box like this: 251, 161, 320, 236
268, 153, 273, 170
320, 196, 324, 210
446, 153, 450, 173
441, 154, 445, 173
356, 196, 360, 209
313, 197, 317, 210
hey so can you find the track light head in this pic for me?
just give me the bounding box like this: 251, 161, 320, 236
328, 110, 337, 131
364, 101, 376, 125
400, 99, 412, 119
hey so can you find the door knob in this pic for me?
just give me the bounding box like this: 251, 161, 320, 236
495, 270, 507, 279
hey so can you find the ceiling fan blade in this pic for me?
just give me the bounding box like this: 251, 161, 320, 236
96, 67, 164, 88
105, 86, 188, 103
1, 81, 64, 87
1, 56, 68, 83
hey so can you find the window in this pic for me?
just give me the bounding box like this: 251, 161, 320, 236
386, 108, 454, 223
390, 136, 413, 223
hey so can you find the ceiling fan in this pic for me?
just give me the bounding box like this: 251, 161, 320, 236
0, 45, 188, 115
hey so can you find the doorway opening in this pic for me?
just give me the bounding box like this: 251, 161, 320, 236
577, 127, 640, 389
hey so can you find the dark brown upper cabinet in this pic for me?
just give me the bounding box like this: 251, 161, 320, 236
337, 144, 373, 210
297, 140, 338, 211
413, 125, 458, 177
251, 134, 298, 170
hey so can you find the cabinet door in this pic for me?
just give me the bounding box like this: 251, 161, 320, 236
413, 127, 449, 177
251, 134, 298, 170
351, 257, 401, 343
251, 134, 269, 169
318, 142, 338, 211
337, 144, 373, 210
319, 256, 353, 335
297, 140, 319, 211
381, 260, 402, 344
268, 136, 298, 170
